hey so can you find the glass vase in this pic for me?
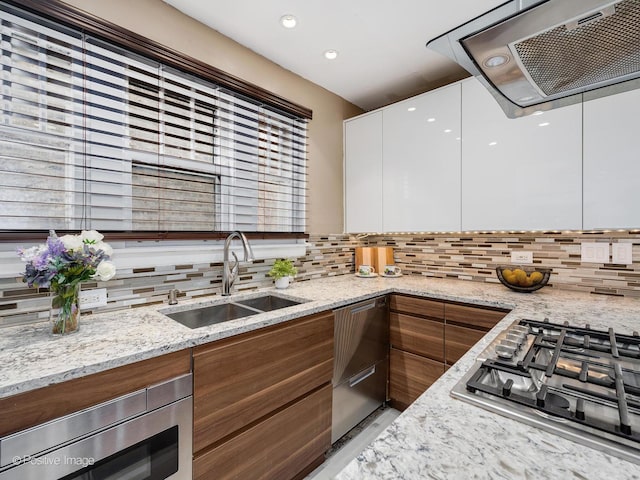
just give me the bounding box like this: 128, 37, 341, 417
50, 283, 81, 335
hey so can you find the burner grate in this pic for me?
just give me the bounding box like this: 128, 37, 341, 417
466, 359, 640, 442
456, 317, 640, 462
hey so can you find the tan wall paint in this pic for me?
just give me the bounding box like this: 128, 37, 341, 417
60, 0, 363, 233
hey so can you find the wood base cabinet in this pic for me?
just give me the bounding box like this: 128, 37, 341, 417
193, 311, 334, 480
194, 384, 331, 480
389, 348, 445, 410
444, 303, 505, 365
389, 294, 507, 410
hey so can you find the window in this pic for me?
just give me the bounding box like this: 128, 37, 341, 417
0, 2, 308, 235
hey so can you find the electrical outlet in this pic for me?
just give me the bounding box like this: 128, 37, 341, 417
511, 251, 533, 264
79, 288, 107, 309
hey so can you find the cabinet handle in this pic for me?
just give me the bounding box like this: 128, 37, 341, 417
349, 365, 376, 387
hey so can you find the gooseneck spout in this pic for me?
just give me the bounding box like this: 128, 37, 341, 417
222, 231, 255, 296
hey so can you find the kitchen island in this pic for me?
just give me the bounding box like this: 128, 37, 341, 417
1, 274, 639, 479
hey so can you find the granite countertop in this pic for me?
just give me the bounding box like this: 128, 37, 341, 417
1, 274, 640, 479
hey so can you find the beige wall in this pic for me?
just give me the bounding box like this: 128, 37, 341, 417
61, 0, 363, 233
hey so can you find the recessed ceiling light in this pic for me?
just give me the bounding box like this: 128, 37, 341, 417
407, 107, 416, 112
280, 14, 297, 28
489, 141, 498, 146
444, 129, 452, 133
427, 117, 435, 122
538, 122, 550, 127
483, 55, 509, 68
324, 49, 338, 60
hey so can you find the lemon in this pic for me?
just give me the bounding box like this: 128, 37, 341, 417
529, 271, 544, 284
513, 269, 527, 286
502, 270, 516, 284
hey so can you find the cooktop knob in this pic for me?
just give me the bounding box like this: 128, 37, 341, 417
495, 344, 515, 359
506, 332, 526, 345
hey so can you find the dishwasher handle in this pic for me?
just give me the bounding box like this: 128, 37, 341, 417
349, 365, 376, 388
349, 297, 387, 315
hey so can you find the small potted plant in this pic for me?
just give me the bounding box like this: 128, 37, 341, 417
268, 258, 298, 289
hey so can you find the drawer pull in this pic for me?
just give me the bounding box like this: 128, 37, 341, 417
349, 365, 376, 387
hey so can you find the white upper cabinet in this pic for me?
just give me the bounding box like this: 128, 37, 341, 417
461, 78, 583, 231
344, 111, 383, 232
382, 83, 461, 232
583, 88, 640, 229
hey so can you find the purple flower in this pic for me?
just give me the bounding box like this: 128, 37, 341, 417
23, 262, 57, 288
33, 252, 51, 270
46, 236, 66, 258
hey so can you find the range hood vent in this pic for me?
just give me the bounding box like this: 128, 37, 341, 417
427, 0, 640, 118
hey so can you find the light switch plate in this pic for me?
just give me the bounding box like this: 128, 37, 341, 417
511, 251, 533, 264
581, 242, 610, 263
612, 243, 633, 264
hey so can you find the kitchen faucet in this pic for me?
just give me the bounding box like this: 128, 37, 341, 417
222, 231, 255, 296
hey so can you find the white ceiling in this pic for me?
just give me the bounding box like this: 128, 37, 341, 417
163, 0, 505, 111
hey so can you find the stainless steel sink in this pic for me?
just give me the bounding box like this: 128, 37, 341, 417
165, 303, 258, 329
163, 294, 305, 329
235, 295, 301, 312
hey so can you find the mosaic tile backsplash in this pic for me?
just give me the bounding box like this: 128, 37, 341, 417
1, 231, 638, 328
0, 234, 358, 328
364, 231, 640, 298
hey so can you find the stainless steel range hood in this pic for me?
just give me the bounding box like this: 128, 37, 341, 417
427, 0, 640, 118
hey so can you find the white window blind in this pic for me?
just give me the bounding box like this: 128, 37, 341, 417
0, 2, 308, 234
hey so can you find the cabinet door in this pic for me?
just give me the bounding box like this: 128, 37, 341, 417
390, 312, 444, 362
389, 348, 445, 411
444, 303, 505, 365
445, 324, 486, 365
193, 312, 333, 453
344, 111, 383, 232
445, 303, 506, 331
194, 384, 331, 480
583, 87, 640, 229
461, 77, 583, 231
390, 294, 444, 319
382, 83, 461, 232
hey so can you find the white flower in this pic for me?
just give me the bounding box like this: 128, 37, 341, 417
94, 260, 116, 281
95, 241, 113, 257
18, 245, 46, 262
60, 234, 84, 252
81, 230, 104, 244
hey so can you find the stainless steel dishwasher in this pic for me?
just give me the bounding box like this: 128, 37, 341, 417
332, 296, 389, 443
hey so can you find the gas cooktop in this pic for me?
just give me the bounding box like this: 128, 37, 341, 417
451, 318, 640, 464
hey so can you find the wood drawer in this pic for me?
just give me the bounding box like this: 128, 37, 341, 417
445, 323, 486, 365
389, 348, 445, 411
390, 312, 444, 361
193, 383, 332, 480
390, 294, 444, 320
0, 349, 191, 438
445, 303, 506, 330
193, 311, 334, 453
